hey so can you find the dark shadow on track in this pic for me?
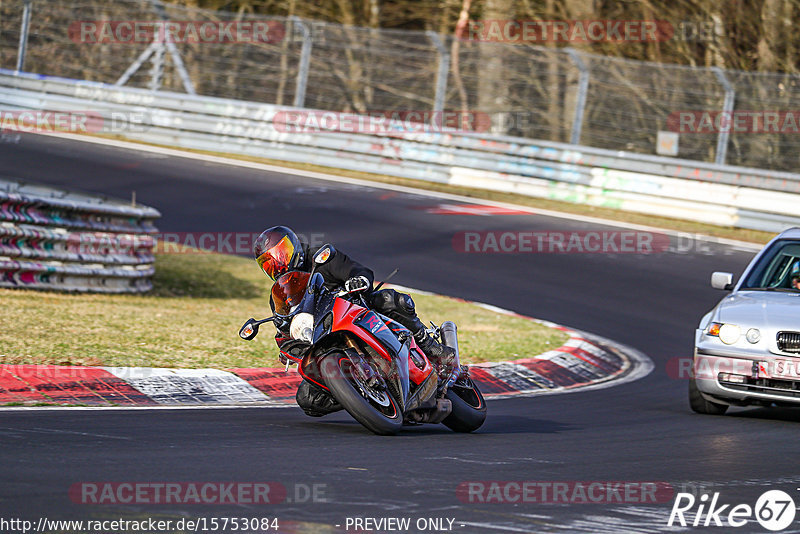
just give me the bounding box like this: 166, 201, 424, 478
727, 406, 800, 422
293, 414, 571, 436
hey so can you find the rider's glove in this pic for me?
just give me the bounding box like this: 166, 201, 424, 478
344, 275, 370, 293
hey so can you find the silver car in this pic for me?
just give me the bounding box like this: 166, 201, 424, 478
691, 227, 800, 414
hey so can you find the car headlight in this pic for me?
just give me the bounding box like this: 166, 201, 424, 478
290, 313, 314, 343
713, 323, 741, 345
707, 322, 755, 345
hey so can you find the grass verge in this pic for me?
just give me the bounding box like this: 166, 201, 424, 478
0, 250, 567, 368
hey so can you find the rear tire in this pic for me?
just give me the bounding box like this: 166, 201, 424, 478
320, 352, 403, 435
443, 380, 487, 432
689, 377, 729, 415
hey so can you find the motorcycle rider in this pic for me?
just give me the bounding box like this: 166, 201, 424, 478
253, 225, 456, 417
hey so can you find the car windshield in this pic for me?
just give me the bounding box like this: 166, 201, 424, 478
271, 271, 310, 316
741, 239, 800, 291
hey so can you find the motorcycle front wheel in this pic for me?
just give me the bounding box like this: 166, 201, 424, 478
442, 376, 487, 432
319, 351, 403, 436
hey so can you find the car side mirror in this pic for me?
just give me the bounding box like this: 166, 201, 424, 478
711, 271, 734, 290
313, 244, 335, 265
239, 318, 260, 340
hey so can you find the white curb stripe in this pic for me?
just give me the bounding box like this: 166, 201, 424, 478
104, 367, 272, 405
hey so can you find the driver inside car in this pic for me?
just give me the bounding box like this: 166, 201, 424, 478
792, 263, 800, 290
253, 225, 456, 417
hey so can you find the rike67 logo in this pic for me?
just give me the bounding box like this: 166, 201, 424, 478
668, 490, 797, 531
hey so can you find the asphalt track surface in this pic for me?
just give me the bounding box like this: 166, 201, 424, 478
3, 133, 800, 534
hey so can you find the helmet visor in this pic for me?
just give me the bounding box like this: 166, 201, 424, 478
256, 235, 296, 281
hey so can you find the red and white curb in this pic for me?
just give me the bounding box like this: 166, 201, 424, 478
0, 295, 651, 408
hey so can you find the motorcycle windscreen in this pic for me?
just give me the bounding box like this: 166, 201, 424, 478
271, 271, 310, 316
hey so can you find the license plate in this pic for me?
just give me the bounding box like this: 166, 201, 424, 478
773, 359, 800, 379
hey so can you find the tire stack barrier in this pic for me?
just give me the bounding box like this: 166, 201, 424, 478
0, 177, 160, 293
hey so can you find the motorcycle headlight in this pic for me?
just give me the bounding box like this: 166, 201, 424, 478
290, 313, 314, 343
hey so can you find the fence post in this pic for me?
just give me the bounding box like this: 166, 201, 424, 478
15, 0, 33, 74
149, 0, 196, 94
426, 31, 450, 114
712, 67, 735, 165
566, 48, 590, 146
149, 43, 165, 91
292, 17, 312, 108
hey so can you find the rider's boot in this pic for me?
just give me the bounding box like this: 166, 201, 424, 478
296, 380, 342, 417
414, 329, 456, 376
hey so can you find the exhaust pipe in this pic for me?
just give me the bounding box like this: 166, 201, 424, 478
440, 321, 459, 360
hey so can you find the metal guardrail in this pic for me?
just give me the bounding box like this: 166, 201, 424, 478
0, 176, 160, 292
6, 0, 800, 173
2, 69, 800, 234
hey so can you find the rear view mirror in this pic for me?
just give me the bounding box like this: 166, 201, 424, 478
711, 271, 734, 290
313, 244, 335, 265
239, 318, 260, 340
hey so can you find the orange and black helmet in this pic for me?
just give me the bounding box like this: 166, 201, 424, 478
253, 226, 304, 281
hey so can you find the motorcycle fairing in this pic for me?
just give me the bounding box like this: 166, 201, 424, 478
376, 313, 435, 386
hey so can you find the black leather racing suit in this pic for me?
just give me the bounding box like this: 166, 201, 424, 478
273, 244, 426, 417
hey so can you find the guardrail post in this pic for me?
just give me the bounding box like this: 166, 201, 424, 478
292, 17, 312, 108
566, 48, 590, 145
15, 0, 33, 74
427, 31, 450, 114
712, 67, 735, 165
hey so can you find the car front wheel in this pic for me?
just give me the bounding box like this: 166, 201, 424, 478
689, 377, 729, 415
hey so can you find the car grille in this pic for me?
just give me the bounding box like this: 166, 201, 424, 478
777, 331, 800, 353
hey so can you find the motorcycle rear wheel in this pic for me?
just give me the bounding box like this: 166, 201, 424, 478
442, 378, 487, 432
320, 352, 403, 436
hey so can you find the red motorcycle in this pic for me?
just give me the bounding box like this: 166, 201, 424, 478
238, 244, 486, 435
